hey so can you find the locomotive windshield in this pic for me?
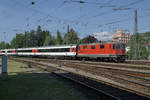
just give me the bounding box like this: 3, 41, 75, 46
121, 44, 126, 50
113, 44, 120, 49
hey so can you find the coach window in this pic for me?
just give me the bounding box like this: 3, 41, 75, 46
83, 45, 87, 50
100, 45, 104, 49
7, 51, 12, 53
91, 45, 95, 49
17, 50, 32, 52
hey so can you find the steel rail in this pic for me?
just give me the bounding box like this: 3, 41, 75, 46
52, 71, 120, 100
31, 58, 150, 70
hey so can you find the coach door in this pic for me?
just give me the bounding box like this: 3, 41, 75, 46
108, 44, 112, 54
32, 49, 36, 56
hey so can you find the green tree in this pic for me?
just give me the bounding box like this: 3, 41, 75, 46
80, 35, 98, 44
0, 42, 10, 49
41, 30, 50, 46
29, 30, 37, 47
63, 28, 79, 44
56, 30, 63, 45
128, 33, 150, 59
36, 25, 43, 46
10, 37, 17, 48
43, 33, 56, 46
10, 33, 24, 48
23, 31, 30, 48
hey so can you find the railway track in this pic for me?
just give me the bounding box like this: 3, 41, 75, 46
10, 57, 150, 99
126, 60, 150, 66
33, 58, 150, 70
62, 63, 150, 78
32, 58, 150, 78
52, 70, 120, 100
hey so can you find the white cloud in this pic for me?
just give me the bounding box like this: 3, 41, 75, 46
93, 32, 112, 41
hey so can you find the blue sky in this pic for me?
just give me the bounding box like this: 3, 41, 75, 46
0, 0, 150, 42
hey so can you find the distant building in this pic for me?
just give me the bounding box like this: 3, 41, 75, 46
112, 30, 130, 44
146, 43, 150, 50
148, 56, 150, 60
146, 43, 150, 60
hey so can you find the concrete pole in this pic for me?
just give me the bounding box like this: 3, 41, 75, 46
134, 9, 139, 60
66, 25, 70, 45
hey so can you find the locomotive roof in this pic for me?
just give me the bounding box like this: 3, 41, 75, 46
78, 42, 124, 46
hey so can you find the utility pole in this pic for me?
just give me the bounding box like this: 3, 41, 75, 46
66, 25, 70, 45
3, 32, 6, 49
67, 25, 70, 33
134, 9, 139, 60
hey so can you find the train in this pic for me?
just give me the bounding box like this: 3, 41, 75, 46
0, 42, 127, 62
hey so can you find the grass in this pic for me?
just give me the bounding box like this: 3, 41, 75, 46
0, 58, 87, 100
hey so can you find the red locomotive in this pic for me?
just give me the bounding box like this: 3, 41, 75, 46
77, 43, 126, 62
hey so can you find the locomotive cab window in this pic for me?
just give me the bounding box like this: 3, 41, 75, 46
100, 45, 104, 49
113, 44, 120, 49
91, 45, 95, 49
83, 45, 87, 50
121, 44, 126, 50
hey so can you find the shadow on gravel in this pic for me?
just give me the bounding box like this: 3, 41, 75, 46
56, 72, 149, 100
0, 72, 110, 100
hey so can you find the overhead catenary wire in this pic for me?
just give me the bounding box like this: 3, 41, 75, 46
8, 0, 145, 29
1, 0, 149, 39
97, 12, 150, 28
70, 0, 118, 21
11, 0, 85, 30
86, 0, 144, 20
